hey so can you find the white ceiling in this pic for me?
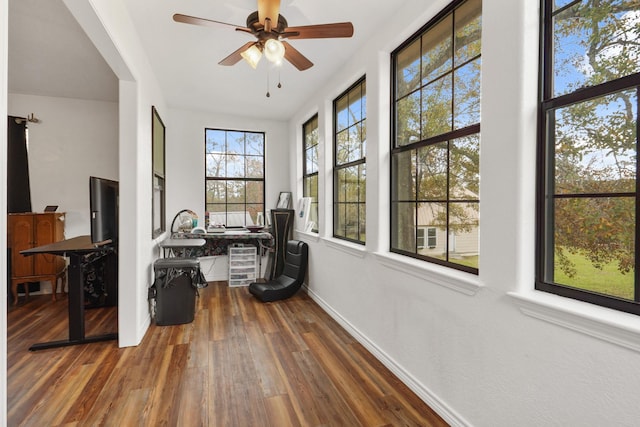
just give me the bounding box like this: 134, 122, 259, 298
9, 0, 411, 120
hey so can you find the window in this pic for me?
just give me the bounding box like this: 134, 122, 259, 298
205, 128, 265, 227
390, 0, 481, 273
334, 77, 367, 243
303, 115, 319, 233
417, 227, 438, 250
537, 0, 640, 314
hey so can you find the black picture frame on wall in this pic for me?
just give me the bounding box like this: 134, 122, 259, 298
152, 106, 166, 238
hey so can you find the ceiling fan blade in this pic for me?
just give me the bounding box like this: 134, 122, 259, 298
219, 42, 257, 66
258, 0, 280, 30
173, 13, 247, 31
282, 41, 313, 71
283, 22, 354, 39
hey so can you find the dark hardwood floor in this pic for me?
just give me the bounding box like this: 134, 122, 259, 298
7, 282, 448, 426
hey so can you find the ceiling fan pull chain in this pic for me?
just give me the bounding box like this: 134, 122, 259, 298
266, 70, 271, 98
278, 70, 282, 89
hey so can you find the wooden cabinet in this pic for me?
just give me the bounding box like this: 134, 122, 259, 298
8, 213, 66, 304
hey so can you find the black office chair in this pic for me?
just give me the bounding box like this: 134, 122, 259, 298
249, 240, 308, 302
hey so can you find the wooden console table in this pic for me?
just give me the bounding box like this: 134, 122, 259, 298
21, 235, 118, 351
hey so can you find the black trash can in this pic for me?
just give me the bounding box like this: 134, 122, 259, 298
151, 258, 201, 326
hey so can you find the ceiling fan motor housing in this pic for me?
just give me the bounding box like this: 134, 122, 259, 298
246, 11, 288, 43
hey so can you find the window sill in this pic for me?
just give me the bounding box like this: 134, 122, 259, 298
373, 252, 482, 296
295, 229, 320, 243
323, 237, 366, 258
508, 291, 640, 353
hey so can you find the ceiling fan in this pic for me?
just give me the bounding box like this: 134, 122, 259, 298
173, 0, 354, 71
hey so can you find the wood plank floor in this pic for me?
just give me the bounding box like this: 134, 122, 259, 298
7, 282, 448, 426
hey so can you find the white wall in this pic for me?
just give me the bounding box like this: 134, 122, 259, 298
7, 93, 118, 238
289, 0, 640, 426
64, 0, 168, 347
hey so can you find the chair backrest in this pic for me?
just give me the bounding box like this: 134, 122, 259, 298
281, 240, 308, 283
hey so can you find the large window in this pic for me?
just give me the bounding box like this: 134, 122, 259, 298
390, 0, 481, 273
303, 115, 319, 233
205, 128, 265, 227
537, 0, 640, 314
334, 77, 367, 244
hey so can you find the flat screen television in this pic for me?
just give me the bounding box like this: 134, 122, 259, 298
90, 176, 119, 244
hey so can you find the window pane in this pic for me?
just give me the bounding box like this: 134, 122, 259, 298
304, 117, 318, 149
336, 96, 349, 131
245, 204, 262, 225
227, 132, 245, 154
392, 150, 416, 201
554, 90, 637, 194
206, 129, 225, 153
396, 91, 422, 146
450, 134, 480, 199
422, 15, 453, 84
245, 132, 264, 155
361, 120, 367, 157
337, 167, 359, 203
359, 164, 366, 202
206, 153, 225, 177
206, 180, 226, 204
454, 0, 482, 66
206, 204, 225, 220
335, 203, 347, 236
417, 202, 447, 260
226, 204, 249, 227
453, 58, 481, 129
421, 75, 453, 139
349, 92, 363, 124
246, 181, 264, 204
226, 181, 245, 203
552, 0, 640, 97
348, 126, 362, 162
305, 146, 318, 174
448, 202, 479, 268
358, 203, 366, 242
336, 129, 350, 164
392, 202, 416, 252
553, 197, 635, 300
246, 155, 264, 179
226, 154, 245, 178
396, 38, 421, 98
417, 143, 448, 200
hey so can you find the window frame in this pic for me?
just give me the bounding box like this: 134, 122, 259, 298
390, 0, 481, 275
303, 115, 319, 233
333, 76, 367, 244
536, 0, 640, 315
204, 128, 265, 228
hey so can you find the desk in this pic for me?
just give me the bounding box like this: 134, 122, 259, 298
21, 235, 118, 351
159, 238, 206, 258
172, 230, 273, 279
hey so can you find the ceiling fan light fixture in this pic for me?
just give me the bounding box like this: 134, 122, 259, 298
264, 39, 285, 64
241, 45, 262, 69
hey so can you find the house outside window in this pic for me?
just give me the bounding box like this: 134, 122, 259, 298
334, 77, 366, 244
205, 128, 265, 227
390, 0, 481, 274
303, 115, 319, 233
537, 0, 640, 314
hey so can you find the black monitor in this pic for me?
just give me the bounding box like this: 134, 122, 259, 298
90, 176, 119, 244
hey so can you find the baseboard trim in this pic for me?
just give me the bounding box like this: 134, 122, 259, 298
303, 285, 470, 427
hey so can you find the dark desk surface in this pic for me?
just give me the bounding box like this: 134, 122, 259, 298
21, 235, 112, 256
